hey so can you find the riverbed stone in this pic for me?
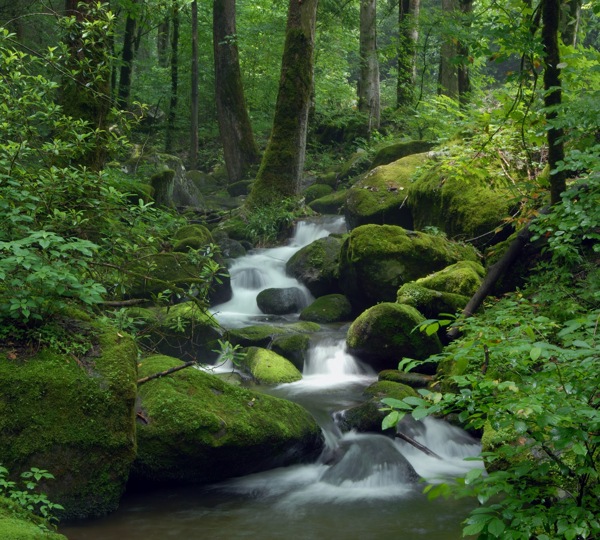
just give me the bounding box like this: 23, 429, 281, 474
286, 236, 344, 297
338, 224, 479, 311
226, 322, 320, 349
271, 333, 311, 371
304, 183, 333, 203
256, 287, 308, 315
0, 322, 138, 519
346, 303, 442, 371
299, 294, 353, 323
241, 347, 303, 384
133, 355, 323, 485
396, 282, 469, 319
378, 369, 434, 389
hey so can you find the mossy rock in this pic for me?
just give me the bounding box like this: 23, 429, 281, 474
408, 159, 514, 245
299, 294, 353, 323
346, 303, 442, 371
286, 236, 344, 297
256, 287, 307, 315
339, 224, 479, 311
308, 189, 348, 215
216, 215, 256, 244
133, 355, 322, 485
338, 381, 417, 433
378, 369, 434, 389
227, 179, 254, 197
396, 282, 469, 319
369, 140, 435, 170
0, 497, 67, 540
338, 150, 371, 181
416, 261, 485, 296
316, 171, 339, 188
345, 153, 429, 230
226, 322, 320, 349
137, 302, 223, 363
271, 334, 311, 371
126, 252, 232, 306
304, 183, 334, 203
0, 323, 138, 519
150, 169, 175, 207
241, 347, 303, 384
173, 224, 212, 243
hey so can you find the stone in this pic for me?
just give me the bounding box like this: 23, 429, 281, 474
299, 294, 353, 323
369, 140, 435, 169
241, 347, 303, 384
256, 287, 308, 315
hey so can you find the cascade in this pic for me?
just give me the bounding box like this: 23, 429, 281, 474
60, 216, 482, 540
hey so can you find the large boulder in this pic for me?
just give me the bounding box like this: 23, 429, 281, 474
408, 157, 514, 245
271, 333, 311, 371
345, 153, 429, 230
241, 347, 303, 384
0, 323, 138, 519
369, 140, 435, 170
299, 294, 353, 323
308, 189, 348, 215
286, 236, 344, 297
133, 355, 323, 485
256, 287, 308, 315
226, 322, 320, 349
346, 303, 442, 371
396, 283, 469, 319
338, 224, 479, 311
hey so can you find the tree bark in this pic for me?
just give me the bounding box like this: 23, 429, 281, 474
559, 0, 581, 47
541, 0, 566, 205
165, 0, 180, 154
246, 0, 319, 208
213, 0, 260, 183
358, 0, 380, 132
157, 18, 170, 68
118, 1, 137, 109
396, 0, 420, 108
190, 0, 199, 168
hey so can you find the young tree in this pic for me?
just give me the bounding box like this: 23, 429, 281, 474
358, 0, 380, 131
396, 0, 420, 108
246, 0, 319, 207
190, 0, 199, 167
213, 0, 259, 183
118, 0, 139, 109
165, 0, 179, 153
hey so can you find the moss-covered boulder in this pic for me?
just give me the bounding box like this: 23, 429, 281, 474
241, 347, 303, 384
171, 224, 213, 253
378, 369, 434, 389
408, 159, 514, 245
416, 261, 485, 296
304, 183, 333, 203
0, 497, 67, 540
226, 322, 320, 349
286, 236, 344, 297
271, 334, 311, 371
0, 324, 138, 519
256, 287, 308, 315
345, 153, 429, 230
133, 355, 322, 484
133, 302, 223, 363
299, 294, 353, 323
338, 149, 371, 182
227, 179, 254, 197
369, 140, 435, 170
339, 224, 479, 311
308, 189, 348, 215
396, 282, 469, 319
126, 251, 232, 306
337, 381, 417, 433
346, 303, 442, 371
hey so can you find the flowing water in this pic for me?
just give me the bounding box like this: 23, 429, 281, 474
60, 218, 482, 540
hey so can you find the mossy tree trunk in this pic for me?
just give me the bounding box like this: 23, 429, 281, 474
396, 0, 420, 108
213, 0, 260, 183
190, 0, 199, 168
246, 0, 319, 208
157, 18, 170, 68
165, 0, 180, 154
117, 0, 138, 110
541, 0, 566, 205
358, 0, 380, 132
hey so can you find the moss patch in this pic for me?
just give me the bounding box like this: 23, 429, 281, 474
396, 282, 469, 319
0, 497, 66, 540
241, 347, 303, 384
369, 140, 435, 169
308, 189, 348, 214
299, 294, 353, 323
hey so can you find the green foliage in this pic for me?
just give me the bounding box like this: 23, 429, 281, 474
244, 198, 299, 246
0, 466, 63, 526
382, 294, 600, 539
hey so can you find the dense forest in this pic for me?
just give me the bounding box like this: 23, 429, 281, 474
0, 0, 599, 538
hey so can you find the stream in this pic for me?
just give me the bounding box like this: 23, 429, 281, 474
60, 217, 482, 540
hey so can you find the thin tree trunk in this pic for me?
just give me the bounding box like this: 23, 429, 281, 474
246, 0, 319, 207
118, 1, 137, 109
157, 19, 170, 68
213, 0, 260, 183
165, 1, 179, 154
358, 0, 380, 132
190, 0, 199, 167
397, 0, 420, 108
542, 0, 566, 204
560, 0, 581, 47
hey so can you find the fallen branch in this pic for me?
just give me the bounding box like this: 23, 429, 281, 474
101, 298, 147, 307
395, 431, 443, 460
137, 360, 197, 386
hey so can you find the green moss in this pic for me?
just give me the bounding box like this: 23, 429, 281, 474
304, 184, 333, 203
308, 189, 348, 214
0, 322, 137, 519
173, 224, 212, 242
241, 347, 303, 384
378, 370, 434, 389
150, 169, 175, 207
363, 380, 418, 401
396, 282, 469, 318
134, 355, 322, 484
271, 334, 310, 370
299, 294, 352, 323
369, 140, 435, 169
345, 152, 429, 229
415, 261, 485, 296
0, 497, 66, 540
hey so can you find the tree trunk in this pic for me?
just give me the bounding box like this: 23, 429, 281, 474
542, 0, 566, 205
358, 0, 380, 132
165, 0, 179, 154
559, 0, 581, 47
190, 0, 199, 168
213, 0, 260, 183
118, 1, 137, 110
396, 0, 420, 108
246, 0, 319, 208
157, 18, 170, 68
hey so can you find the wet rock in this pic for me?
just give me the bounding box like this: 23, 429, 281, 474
256, 287, 308, 315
